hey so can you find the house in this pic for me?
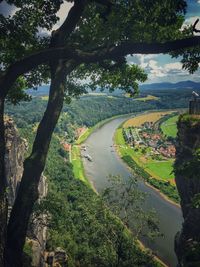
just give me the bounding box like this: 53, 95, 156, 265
76, 127, 87, 138
63, 143, 71, 152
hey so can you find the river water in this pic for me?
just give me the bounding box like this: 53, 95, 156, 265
82, 115, 183, 267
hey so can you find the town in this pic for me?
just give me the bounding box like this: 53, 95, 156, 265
123, 114, 177, 160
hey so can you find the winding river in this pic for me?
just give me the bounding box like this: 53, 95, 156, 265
82, 114, 183, 267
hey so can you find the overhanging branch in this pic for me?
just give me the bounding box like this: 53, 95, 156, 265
1, 36, 200, 98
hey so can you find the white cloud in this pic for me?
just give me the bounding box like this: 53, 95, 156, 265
127, 54, 158, 67
128, 53, 199, 83
164, 62, 182, 71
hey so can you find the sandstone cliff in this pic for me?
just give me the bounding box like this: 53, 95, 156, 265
5, 118, 28, 207
175, 114, 200, 267
5, 118, 48, 267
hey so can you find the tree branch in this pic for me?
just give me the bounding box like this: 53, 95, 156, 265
52, 0, 86, 46
193, 19, 200, 33
1, 36, 200, 98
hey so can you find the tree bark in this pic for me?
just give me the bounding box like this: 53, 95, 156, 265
5, 61, 75, 267
0, 97, 8, 267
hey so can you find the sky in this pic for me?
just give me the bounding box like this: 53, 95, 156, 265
0, 0, 200, 84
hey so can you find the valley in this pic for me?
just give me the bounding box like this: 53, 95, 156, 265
4, 85, 199, 266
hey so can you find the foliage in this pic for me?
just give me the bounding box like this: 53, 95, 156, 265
175, 148, 200, 177
102, 175, 160, 240
1, 0, 193, 104
191, 193, 200, 209
5, 86, 193, 142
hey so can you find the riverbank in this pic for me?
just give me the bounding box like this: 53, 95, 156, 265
71, 113, 168, 267
75, 112, 135, 145
114, 121, 180, 205
71, 113, 136, 184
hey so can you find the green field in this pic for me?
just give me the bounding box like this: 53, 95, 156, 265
134, 95, 159, 101
160, 115, 179, 138
146, 160, 174, 180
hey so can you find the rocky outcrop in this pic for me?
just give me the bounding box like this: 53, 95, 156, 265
28, 174, 48, 267
4, 118, 48, 267
5, 118, 28, 207
174, 114, 200, 267
44, 248, 68, 267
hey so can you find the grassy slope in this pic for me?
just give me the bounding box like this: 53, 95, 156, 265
160, 115, 178, 138
71, 145, 90, 186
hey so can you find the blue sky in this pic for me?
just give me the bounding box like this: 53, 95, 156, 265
0, 0, 200, 84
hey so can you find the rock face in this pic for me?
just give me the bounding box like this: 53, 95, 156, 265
28, 174, 48, 267
5, 118, 28, 207
174, 114, 200, 267
4, 118, 48, 267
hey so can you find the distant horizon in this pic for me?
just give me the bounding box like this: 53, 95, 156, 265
32, 79, 200, 88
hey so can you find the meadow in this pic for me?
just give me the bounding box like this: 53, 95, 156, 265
160, 115, 179, 138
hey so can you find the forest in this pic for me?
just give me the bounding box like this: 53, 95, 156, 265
6, 87, 195, 141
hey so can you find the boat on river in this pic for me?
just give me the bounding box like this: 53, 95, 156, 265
85, 154, 92, 161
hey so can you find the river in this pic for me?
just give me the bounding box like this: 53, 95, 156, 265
82, 115, 183, 267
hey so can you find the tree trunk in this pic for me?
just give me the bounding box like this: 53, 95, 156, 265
5, 62, 72, 267
0, 97, 8, 267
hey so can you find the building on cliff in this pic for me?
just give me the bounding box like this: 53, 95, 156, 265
189, 91, 200, 115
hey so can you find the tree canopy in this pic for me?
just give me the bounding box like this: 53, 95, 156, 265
1, 0, 200, 101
